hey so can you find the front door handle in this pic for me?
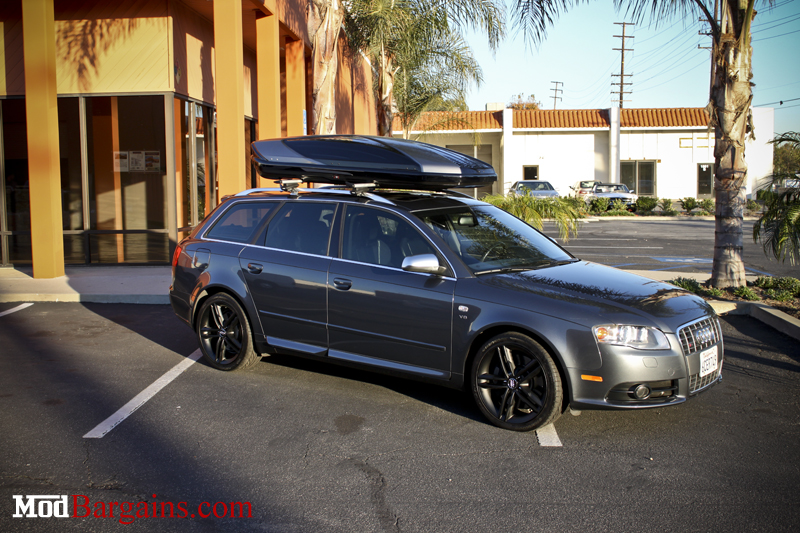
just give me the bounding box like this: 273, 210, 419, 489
333, 278, 352, 290
247, 263, 263, 274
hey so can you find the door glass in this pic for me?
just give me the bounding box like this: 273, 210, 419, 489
698, 164, 713, 196
265, 202, 335, 255
523, 166, 538, 180
194, 103, 207, 220
342, 205, 435, 269
1, 99, 31, 264
620, 162, 636, 192
637, 161, 656, 196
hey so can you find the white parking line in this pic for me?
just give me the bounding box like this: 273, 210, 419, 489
83, 349, 203, 439
536, 424, 562, 447
0, 303, 33, 318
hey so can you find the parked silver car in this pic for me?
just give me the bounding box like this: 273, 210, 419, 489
510, 180, 560, 198
585, 183, 639, 210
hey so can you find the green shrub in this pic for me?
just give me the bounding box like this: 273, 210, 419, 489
754, 276, 800, 295
591, 197, 610, 213
636, 196, 659, 213
669, 277, 702, 293
775, 276, 800, 294
610, 199, 627, 211
699, 198, 714, 213
733, 286, 760, 301
659, 198, 674, 211
763, 288, 794, 302
704, 287, 724, 298
679, 197, 698, 212
603, 209, 635, 217
694, 210, 713, 216
746, 199, 761, 213
563, 196, 589, 216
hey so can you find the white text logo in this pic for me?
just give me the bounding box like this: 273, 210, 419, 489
12, 495, 69, 518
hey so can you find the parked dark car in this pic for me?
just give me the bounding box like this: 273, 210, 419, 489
170, 135, 723, 431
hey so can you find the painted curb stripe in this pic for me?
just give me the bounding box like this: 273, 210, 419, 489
536, 424, 562, 447
83, 349, 203, 439
0, 302, 33, 318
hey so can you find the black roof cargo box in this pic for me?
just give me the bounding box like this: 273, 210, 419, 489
250, 135, 496, 191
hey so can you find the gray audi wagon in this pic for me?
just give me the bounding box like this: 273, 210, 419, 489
169, 135, 723, 431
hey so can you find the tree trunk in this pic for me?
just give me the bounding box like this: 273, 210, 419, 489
376, 49, 395, 137
709, 3, 755, 288
308, 0, 344, 135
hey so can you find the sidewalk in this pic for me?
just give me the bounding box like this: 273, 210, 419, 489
1, 264, 798, 341
0, 265, 171, 304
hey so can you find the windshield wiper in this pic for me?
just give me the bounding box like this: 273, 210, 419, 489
474, 258, 579, 276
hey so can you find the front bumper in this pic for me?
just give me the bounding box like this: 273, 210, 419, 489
567, 317, 724, 410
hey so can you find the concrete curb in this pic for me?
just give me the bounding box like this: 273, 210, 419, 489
709, 300, 800, 342
0, 293, 170, 304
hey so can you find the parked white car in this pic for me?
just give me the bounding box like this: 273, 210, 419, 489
585, 183, 639, 210
510, 180, 560, 198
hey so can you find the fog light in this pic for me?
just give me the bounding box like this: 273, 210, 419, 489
633, 384, 651, 399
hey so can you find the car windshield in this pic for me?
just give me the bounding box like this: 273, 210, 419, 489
519, 181, 554, 191
596, 184, 628, 193
415, 205, 575, 275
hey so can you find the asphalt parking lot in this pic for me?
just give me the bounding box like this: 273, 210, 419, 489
545, 218, 798, 278
1, 302, 799, 532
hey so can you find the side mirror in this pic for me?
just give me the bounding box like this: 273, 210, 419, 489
402, 254, 446, 275
630, 189, 636, 194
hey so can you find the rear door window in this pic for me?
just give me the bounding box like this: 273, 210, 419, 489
264, 202, 336, 256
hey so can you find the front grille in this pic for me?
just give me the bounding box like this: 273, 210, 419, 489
678, 316, 721, 355
689, 369, 721, 393
679, 316, 723, 394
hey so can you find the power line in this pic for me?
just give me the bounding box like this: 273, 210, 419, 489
754, 97, 800, 107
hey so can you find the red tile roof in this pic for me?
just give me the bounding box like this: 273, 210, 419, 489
392, 108, 709, 132
392, 111, 502, 132
513, 109, 609, 128
621, 108, 710, 128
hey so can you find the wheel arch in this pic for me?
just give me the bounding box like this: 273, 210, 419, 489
191, 286, 254, 332
463, 324, 572, 412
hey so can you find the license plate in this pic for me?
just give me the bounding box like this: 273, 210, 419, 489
699, 346, 718, 377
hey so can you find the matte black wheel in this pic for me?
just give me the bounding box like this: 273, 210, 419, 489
196, 293, 259, 371
471, 332, 562, 431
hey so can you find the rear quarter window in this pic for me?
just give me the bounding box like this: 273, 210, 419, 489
206, 202, 277, 243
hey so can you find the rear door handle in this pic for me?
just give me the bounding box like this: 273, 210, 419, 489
333, 278, 352, 290
247, 263, 263, 274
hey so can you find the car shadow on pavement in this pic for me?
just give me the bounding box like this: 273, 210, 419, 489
259, 353, 486, 425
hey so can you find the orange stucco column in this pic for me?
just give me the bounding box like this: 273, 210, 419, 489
256, 12, 281, 140
213, 0, 246, 197
22, 0, 64, 278
285, 38, 306, 137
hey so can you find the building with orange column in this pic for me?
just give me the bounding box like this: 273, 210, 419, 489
0, 0, 376, 274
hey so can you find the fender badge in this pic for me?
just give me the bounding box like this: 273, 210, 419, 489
458, 305, 469, 312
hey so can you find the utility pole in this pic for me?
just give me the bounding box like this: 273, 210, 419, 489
612, 22, 634, 108
550, 81, 563, 109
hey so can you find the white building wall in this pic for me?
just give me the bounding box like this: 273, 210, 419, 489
505, 131, 603, 195
745, 107, 775, 197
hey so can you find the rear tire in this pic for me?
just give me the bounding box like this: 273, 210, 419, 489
471, 332, 562, 431
196, 293, 259, 371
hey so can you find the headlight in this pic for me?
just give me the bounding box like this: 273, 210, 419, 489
592, 324, 670, 350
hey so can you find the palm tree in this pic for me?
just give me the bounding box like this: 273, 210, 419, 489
510, 0, 764, 288
308, 0, 345, 135
482, 194, 581, 242
753, 132, 800, 265
343, 0, 505, 137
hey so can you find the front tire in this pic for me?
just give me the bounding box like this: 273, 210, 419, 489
471, 332, 562, 431
196, 293, 259, 371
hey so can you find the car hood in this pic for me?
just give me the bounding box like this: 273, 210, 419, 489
528, 190, 559, 197
595, 192, 636, 199
470, 261, 713, 333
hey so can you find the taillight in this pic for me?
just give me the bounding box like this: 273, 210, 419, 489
172, 243, 183, 275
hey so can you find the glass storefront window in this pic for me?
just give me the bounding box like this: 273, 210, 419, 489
85, 95, 168, 263
1, 99, 31, 265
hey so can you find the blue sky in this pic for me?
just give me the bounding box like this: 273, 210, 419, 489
465, 1, 800, 136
